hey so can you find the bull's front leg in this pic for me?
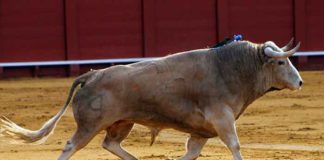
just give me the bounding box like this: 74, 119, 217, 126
206, 105, 243, 160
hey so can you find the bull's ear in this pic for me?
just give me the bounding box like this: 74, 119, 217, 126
261, 49, 273, 64
262, 52, 275, 64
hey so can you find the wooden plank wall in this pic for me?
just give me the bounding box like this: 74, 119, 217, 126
0, 0, 323, 77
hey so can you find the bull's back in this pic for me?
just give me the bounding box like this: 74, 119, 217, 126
122, 50, 212, 103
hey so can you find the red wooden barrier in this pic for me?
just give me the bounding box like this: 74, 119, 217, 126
1, 0, 324, 78
0, 0, 66, 62
143, 0, 217, 56
218, 0, 294, 46
76, 0, 143, 59
304, 0, 324, 51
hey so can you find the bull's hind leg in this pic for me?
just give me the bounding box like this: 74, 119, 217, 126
57, 124, 102, 160
58, 89, 114, 160
179, 135, 208, 160
102, 121, 137, 160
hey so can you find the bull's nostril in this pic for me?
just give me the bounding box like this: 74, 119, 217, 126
299, 81, 303, 86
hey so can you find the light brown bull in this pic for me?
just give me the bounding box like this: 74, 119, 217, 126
1, 40, 302, 160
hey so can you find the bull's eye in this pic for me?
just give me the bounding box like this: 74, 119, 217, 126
278, 61, 285, 65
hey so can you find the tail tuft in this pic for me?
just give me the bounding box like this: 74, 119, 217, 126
0, 115, 57, 144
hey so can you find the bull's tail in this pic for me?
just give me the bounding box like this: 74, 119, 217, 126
0, 71, 96, 144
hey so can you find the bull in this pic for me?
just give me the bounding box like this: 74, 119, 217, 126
0, 39, 303, 160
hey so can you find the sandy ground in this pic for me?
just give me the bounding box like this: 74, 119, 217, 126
0, 71, 324, 160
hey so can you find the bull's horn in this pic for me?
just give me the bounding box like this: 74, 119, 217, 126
265, 42, 300, 58
281, 38, 294, 51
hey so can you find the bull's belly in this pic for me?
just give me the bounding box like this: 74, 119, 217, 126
128, 111, 217, 138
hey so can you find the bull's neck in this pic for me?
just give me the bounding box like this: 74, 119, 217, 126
224, 49, 272, 118
209, 43, 273, 118
244, 69, 273, 103
235, 61, 274, 119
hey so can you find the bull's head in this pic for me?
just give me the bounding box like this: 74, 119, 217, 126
263, 39, 303, 90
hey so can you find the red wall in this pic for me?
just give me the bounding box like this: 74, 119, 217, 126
76, 0, 143, 59
0, 0, 66, 62
1, 0, 324, 77
143, 0, 217, 56
304, 0, 324, 50
1, 0, 324, 60
218, 0, 294, 46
